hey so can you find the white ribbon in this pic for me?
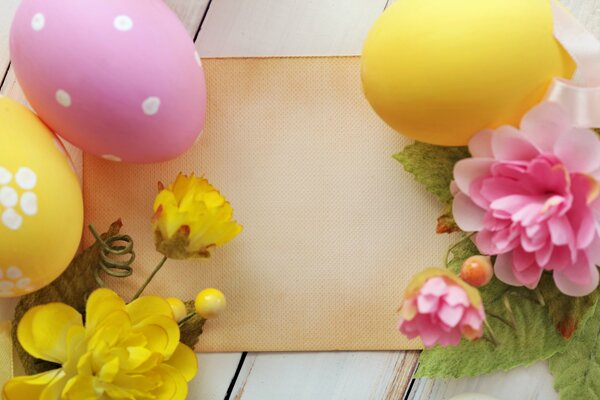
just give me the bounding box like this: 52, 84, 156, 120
547, 0, 600, 127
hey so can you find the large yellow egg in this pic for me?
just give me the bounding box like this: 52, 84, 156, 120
0, 97, 83, 297
361, 0, 576, 146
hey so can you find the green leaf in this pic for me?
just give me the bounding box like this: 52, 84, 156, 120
539, 275, 600, 339
549, 302, 600, 399
393, 142, 470, 205
180, 300, 206, 349
416, 238, 568, 378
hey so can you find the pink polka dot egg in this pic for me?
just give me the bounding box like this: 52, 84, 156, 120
10, 0, 207, 163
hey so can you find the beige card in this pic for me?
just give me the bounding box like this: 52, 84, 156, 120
82, 57, 453, 352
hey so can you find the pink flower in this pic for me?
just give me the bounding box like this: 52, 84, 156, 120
399, 268, 485, 347
453, 102, 600, 296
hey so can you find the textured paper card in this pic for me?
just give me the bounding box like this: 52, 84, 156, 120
82, 57, 453, 352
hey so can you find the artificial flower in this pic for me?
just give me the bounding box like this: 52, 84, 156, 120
3, 288, 197, 400
398, 268, 485, 347
152, 174, 243, 259
452, 102, 600, 296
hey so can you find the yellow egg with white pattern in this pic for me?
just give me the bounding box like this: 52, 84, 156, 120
0, 97, 83, 297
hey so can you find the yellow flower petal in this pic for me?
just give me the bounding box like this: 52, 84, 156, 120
165, 344, 198, 382
152, 365, 188, 400
3, 369, 65, 400
17, 303, 82, 364
132, 315, 180, 359
127, 295, 174, 325
62, 375, 100, 400
85, 289, 126, 333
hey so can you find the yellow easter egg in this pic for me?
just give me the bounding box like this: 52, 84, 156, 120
0, 97, 83, 297
361, 0, 576, 146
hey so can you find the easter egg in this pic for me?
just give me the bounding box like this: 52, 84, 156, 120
0, 97, 83, 298
10, 0, 206, 163
361, 0, 576, 146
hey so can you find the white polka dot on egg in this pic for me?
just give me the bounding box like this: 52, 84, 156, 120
16, 277, 32, 289
0, 187, 18, 208
114, 15, 133, 31
6, 266, 22, 280
2, 209, 23, 231
56, 89, 72, 108
142, 97, 161, 116
102, 154, 123, 162
15, 167, 37, 190
20, 192, 38, 216
31, 13, 45, 31
0, 167, 11, 185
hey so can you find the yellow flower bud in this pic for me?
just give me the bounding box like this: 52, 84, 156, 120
152, 174, 243, 259
166, 297, 188, 322
195, 288, 226, 319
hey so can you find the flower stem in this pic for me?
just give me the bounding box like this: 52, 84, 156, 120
483, 319, 499, 347
178, 312, 197, 327
131, 256, 168, 301
534, 288, 546, 306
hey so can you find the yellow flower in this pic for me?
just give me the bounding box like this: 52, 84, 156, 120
152, 174, 242, 259
3, 289, 197, 400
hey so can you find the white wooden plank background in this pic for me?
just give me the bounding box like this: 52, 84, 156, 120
1, 0, 599, 399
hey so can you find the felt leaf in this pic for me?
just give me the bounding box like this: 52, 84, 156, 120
416, 238, 568, 378
538, 275, 600, 339
549, 302, 600, 399
180, 300, 206, 350
12, 221, 124, 374
393, 143, 470, 205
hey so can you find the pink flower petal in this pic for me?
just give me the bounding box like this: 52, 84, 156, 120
420, 277, 448, 296
554, 263, 599, 297
475, 230, 500, 255
545, 245, 571, 271
554, 128, 600, 174
493, 253, 523, 287
419, 319, 442, 348
417, 294, 439, 314
437, 329, 462, 347
468, 129, 494, 158
438, 303, 465, 328
453, 193, 486, 232
453, 158, 494, 195
521, 102, 570, 152
535, 242, 554, 267
492, 126, 540, 161
444, 285, 469, 307
548, 215, 575, 247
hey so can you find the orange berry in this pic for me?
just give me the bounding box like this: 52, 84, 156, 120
460, 256, 493, 287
